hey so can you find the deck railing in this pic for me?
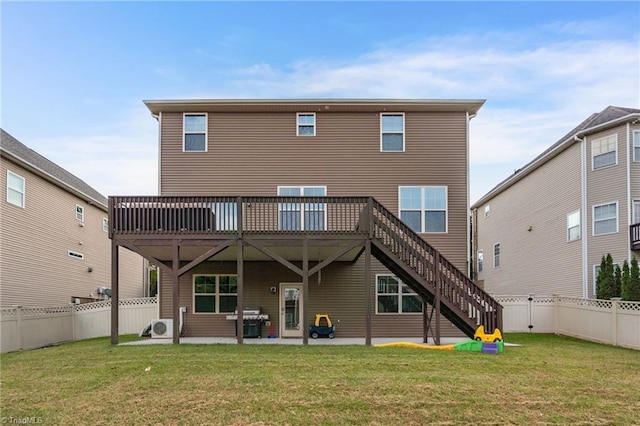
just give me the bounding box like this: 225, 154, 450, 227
109, 196, 369, 237
631, 223, 640, 251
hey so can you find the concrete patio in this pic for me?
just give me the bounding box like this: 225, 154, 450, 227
121, 336, 470, 346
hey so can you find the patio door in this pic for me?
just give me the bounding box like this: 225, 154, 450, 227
280, 283, 303, 338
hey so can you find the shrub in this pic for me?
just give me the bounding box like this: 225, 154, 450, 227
622, 256, 640, 301
596, 254, 615, 300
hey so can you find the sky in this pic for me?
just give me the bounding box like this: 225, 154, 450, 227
2, 1, 639, 204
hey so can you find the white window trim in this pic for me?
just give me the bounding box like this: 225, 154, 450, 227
633, 130, 640, 163
183, 113, 208, 152
567, 210, 581, 242
493, 243, 501, 268
103, 217, 109, 232
76, 204, 85, 222
398, 186, 448, 234
375, 274, 422, 315
6, 170, 25, 208
68, 250, 84, 260
380, 112, 405, 152
193, 274, 238, 314
484, 205, 490, 218
592, 201, 619, 236
296, 113, 316, 136
277, 185, 328, 231
477, 250, 484, 273
633, 200, 640, 225
591, 134, 618, 170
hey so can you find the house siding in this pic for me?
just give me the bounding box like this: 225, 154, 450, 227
475, 143, 583, 296
159, 259, 465, 338
159, 111, 469, 269
0, 157, 144, 307
585, 125, 631, 296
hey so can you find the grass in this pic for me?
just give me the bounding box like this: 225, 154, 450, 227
1, 334, 639, 425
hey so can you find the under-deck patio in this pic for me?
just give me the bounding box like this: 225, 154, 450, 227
109, 196, 502, 346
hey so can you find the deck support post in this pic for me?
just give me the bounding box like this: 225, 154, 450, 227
110, 242, 119, 345
434, 251, 441, 346
237, 240, 244, 344
172, 240, 180, 344
365, 239, 372, 346
302, 238, 309, 345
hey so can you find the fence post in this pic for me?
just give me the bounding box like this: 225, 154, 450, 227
552, 294, 559, 335
71, 303, 77, 341
611, 298, 620, 346
527, 294, 533, 332
16, 306, 23, 350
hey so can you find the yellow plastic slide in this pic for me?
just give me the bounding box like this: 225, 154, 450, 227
374, 341, 455, 350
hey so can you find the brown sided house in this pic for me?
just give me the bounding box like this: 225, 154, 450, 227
109, 99, 502, 344
0, 129, 146, 307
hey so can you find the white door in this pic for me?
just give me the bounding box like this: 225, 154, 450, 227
280, 283, 303, 338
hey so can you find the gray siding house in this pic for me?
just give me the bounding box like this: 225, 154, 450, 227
1, 129, 146, 307
472, 106, 640, 298
109, 99, 502, 344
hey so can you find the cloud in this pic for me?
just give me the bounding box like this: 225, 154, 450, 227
30, 105, 158, 197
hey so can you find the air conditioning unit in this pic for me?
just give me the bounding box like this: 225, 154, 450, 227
151, 319, 173, 338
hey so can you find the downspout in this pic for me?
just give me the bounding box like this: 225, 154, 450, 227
575, 134, 589, 298
467, 112, 476, 277
627, 123, 632, 262
152, 112, 161, 196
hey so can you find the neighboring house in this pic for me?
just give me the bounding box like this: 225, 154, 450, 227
0, 129, 146, 307
471, 106, 640, 298
109, 99, 502, 345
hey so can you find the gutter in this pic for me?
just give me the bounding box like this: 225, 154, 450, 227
471, 112, 640, 209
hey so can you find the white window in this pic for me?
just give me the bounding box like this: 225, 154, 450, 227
484, 204, 490, 218
76, 204, 84, 222
193, 275, 237, 313
477, 250, 484, 273
68, 250, 84, 260
376, 275, 422, 314
399, 186, 447, 233
592, 135, 617, 170
634, 200, 640, 225
6, 170, 25, 208
593, 202, 618, 235
493, 243, 501, 268
183, 113, 207, 152
297, 113, 316, 136
380, 113, 405, 152
102, 217, 109, 232
277, 186, 327, 230
633, 131, 640, 162
567, 210, 581, 242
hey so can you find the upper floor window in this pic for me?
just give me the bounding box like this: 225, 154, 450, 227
593, 202, 618, 235
102, 217, 109, 232
484, 205, 490, 218
193, 275, 237, 313
6, 170, 25, 208
183, 113, 207, 152
376, 275, 422, 314
399, 186, 447, 233
297, 113, 316, 136
76, 204, 84, 222
278, 186, 327, 230
493, 243, 501, 268
477, 250, 484, 273
567, 210, 581, 242
634, 131, 640, 162
380, 113, 405, 152
592, 135, 617, 170
634, 200, 640, 225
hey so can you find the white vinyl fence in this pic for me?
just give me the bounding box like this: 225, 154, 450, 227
495, 295, 640, 350
1, 298, 157, 353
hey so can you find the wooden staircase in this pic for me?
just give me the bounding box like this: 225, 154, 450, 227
368, 199, 502, 339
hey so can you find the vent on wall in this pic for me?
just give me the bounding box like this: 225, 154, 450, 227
151, 319, 173, 338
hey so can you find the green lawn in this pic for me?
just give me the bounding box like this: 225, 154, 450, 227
1, 334, 638, 425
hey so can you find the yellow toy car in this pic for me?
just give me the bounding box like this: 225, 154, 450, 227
474, 325, 503, 342
309, 314, 335, 339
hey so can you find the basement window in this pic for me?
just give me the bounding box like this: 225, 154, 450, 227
376, 275, 422, 314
